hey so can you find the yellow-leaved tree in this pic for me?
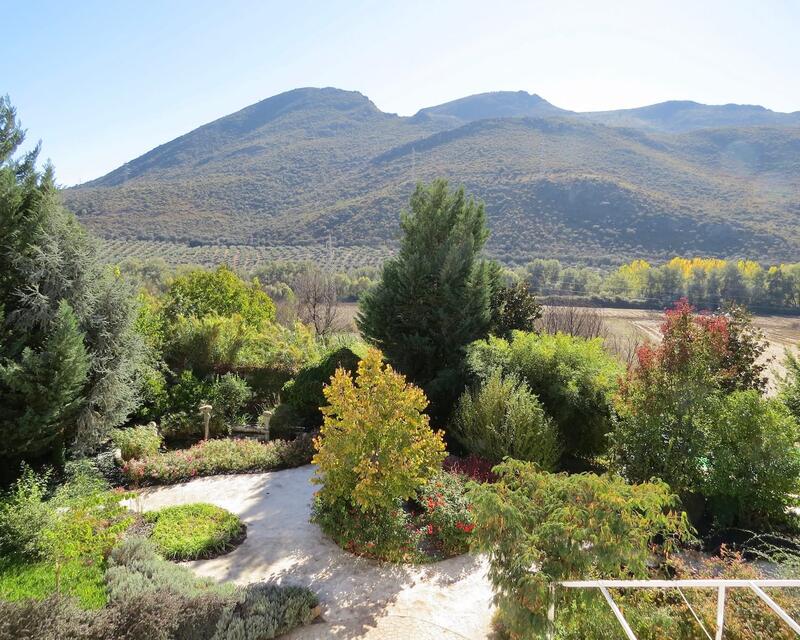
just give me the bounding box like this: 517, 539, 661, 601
312, 348, 446, 512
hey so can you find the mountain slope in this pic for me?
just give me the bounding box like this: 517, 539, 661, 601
584, 100, 800, 132
64, 88, 800, 265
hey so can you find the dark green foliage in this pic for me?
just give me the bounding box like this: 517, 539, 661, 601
466, 331, 622, 459
0, 98, 142, 465
311, 495, 423, 563
281, 344, 365, 428
451, 370, 560, 469
489, 281, 542, 338
468, 459, 692, 638
358, 179, 498, 418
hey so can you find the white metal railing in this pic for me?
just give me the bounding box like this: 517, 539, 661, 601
546, 579, 800, 640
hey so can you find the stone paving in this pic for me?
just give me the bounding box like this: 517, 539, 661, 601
132, 465, 494, 639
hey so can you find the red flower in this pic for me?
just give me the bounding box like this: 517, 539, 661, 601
426, 524, 434, 535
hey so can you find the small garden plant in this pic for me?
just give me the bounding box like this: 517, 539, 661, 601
123, 434, 315, 485
144, 503, 246, 560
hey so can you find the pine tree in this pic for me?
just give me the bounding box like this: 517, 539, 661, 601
0, 97, 142, 465
357, 179, 498, 420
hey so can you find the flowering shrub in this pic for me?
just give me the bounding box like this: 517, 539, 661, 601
123, 435, 314, 485
443, 454, 497, 483
418, 471, 474, 557
311, 495, 423, 563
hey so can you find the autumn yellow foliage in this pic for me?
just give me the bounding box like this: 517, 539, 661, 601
312, 348, 446, 512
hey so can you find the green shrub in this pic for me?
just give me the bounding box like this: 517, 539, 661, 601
145, 503, 245, 560
700, 391, 800, 528
466, 331, 622, 459
468, 459, 692, 638
311, 495, 423, 563
160, 371, 252, 440
104, 537, 318, 640
123, 435, 314, 485
780, 349, 800, 422
211, 583, 320, 640
451, 370, 560, 470
281, 344, 365, 428
0, 466, 54, 558
111, 424, 163, 461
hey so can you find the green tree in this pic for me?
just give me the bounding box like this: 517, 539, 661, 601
357, 179, 498, 418
489, 281, 542, 338
0, 97, 142, 465
163, 265, 275, 327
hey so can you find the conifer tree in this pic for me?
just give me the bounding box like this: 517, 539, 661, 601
357, 179, 498, 419
0, 97, 142, 465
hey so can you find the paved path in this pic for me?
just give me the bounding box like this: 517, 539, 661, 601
132, 465, 494, 639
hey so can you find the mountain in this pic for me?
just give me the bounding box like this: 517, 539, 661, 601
64, 88, 800, 267
414, 90, 570, 126
584, 100, 800, 133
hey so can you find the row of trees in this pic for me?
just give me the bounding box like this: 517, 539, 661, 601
524, 256, 800, 310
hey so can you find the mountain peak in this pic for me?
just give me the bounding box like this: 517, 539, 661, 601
415, 90, 570, 123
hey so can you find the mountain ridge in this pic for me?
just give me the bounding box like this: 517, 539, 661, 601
64, 87, 800, 266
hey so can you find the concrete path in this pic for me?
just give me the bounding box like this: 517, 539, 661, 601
131, 465, 495, 639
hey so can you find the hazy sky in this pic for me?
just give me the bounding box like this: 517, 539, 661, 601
3, 0, 799, 185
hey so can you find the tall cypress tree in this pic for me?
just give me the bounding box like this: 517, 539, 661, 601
358, 179, 498, 421
0, 97, 142, 466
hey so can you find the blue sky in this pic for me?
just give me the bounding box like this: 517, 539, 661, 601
2, 0, 799, 185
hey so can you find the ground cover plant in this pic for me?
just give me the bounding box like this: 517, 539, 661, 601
0, 536, 320, 640
0, 463, 133, 608
123, 435, 315, 485
144, 503, 246, 560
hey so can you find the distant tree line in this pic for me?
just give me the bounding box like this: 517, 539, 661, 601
520, 257, 800, 312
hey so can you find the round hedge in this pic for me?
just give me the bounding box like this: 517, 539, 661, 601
144, 503, 245, 560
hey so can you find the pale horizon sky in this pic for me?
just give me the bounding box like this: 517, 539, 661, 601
2, 0, 799, 185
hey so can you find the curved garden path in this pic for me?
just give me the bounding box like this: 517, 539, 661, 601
132, 465, 495, 639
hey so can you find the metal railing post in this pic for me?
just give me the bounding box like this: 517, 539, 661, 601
715, 586, 725, 640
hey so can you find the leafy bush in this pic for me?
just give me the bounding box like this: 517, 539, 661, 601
311, 495, 423, 563
162, 265, 275, 327
466, 331, 622, 459
111, 424, 163, 461
418, 471, 474, 557
123, 435, 314, 485
144, 503, 245, 560
281, 343, 366, 428
451, 370, 559, 469
312, 348, 446, 512
780, 348, 800, 422
468, 459, 692, 638
212, 583, 320, 640
0, 466, 54, 558
104, 537, 318, 640
700, 391, 800, 528
159, 371, 252, 441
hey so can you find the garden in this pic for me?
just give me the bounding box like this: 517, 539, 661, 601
3, 98, 800, 639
